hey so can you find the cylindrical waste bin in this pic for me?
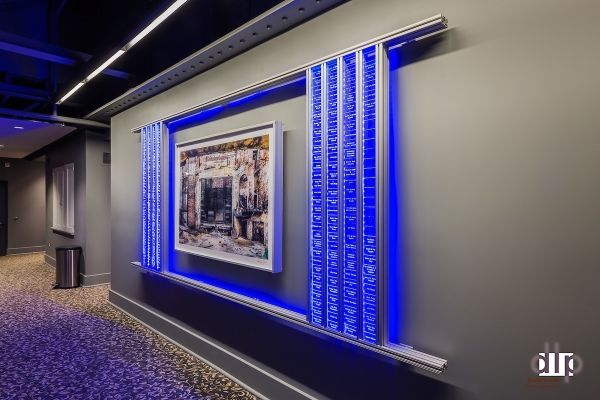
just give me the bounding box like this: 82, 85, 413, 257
55, 246, 82, 288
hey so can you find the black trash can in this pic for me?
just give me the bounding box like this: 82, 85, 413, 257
55, 246, 82, 288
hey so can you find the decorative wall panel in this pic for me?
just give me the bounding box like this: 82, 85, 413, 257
309, 46, 380, 344
141, 122, 163, 270
309, 65, 325, 326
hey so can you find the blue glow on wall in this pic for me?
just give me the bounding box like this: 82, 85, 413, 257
309, 65, 325, 326
325, 59, 340, 332
167, 105, 225, 132
163, 78, 308, 316
141, 122, 162, 270
167, 77, 306, 133
168, 268, 306, 315
341, 53, 359, 338
387, 47, 403, 344
361, 46, 378, 344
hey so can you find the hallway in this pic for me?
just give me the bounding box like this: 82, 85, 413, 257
0, 254, 255, 400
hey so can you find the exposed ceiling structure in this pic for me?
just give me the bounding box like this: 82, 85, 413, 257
0, 0, 343, 158
0, 0, 285, 122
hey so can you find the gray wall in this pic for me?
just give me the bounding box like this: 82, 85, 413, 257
111, 0, 600, 399
45, 131, 111, 285
0, 158, 45, 254
45, 131, 86, 267
83, 133, 111, 284
170, 84, 307, 312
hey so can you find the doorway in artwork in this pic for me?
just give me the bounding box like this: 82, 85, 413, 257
0, 181, 7, 256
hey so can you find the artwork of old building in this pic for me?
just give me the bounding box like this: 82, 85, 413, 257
178, 134, 270, 260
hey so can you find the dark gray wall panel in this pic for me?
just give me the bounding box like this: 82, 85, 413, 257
0, 158, 45, 253
44, 131, 111, 285
45, 132, 86, 267
84, 133, 111, 280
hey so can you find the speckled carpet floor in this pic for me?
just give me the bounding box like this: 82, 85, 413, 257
0, 253, 256, 400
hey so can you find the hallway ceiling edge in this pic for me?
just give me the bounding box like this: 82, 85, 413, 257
85, 0, 346, 122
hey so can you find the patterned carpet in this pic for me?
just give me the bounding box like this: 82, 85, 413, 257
0, 253, 257, 400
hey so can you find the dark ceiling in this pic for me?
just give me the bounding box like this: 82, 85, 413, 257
0, 0, 283, 120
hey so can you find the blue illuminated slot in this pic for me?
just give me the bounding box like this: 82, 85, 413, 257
361, 47, 378, 344
341, 53, 359, 338
309, 65, 325, 326
141, 122, 162, 270
325, 59, 340, 331
142, 126, 148, 267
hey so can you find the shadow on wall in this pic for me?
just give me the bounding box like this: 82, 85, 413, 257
388, 27, 475, 345
138, 272, 477, 399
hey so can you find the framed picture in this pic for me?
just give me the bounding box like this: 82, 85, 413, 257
174, 121, 283, 272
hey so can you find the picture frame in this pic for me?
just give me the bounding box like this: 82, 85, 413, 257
174, 121, 283, 272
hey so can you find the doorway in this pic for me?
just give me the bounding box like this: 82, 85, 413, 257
0, 181, 7, 256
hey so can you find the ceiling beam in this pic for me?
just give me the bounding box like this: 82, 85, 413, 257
54, 0, 69, 17
0, 31, 130, 79
0, 82, 49, 102
0, 107, 109, 129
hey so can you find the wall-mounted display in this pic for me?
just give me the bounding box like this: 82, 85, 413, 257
52, 163, 75, 235
141, 122, 163, 270
174, 122, 283, 272
135, 15, 449, 372
309, 46, 381, 344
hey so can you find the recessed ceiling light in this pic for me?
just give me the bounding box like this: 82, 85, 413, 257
13, 126, 24, 130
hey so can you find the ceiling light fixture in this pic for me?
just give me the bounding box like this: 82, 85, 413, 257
13, 126, 24, 130
56, 0, 190, 105
86, 50, 126, 81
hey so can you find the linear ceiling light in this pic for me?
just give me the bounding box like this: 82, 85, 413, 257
86, 50, 126, 81
56, 0, 190, 105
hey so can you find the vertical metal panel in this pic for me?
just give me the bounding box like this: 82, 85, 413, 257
377, 43, 390, 346
325, 59, 340, 331
361, 46, 378, 344
308, 47, 381, 345
142, 126, 148, 267
341, 52, 359, 338
141, 122, 163, 271
309, 65, 325, 326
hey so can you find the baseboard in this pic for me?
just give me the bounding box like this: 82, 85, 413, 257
44, 253, 56, 267
44, 253, 109, 286
80, 272, 111, 286
7, 245, 46, 255
109, 290, 322, 400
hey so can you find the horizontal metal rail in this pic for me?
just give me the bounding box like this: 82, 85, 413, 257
132, 262, 448, 373
128, 14, 448, 132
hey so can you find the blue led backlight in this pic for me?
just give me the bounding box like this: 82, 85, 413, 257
309, 65, 325, 326
308, 47, 380, 345
361, 46, 378, 344
325, 59, 340, 332
341, 53, 359, 338
141, 122, 162, 271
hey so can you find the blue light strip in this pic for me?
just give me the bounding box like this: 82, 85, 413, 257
325, 59, 340, 331
309, 65, 325, 326
361, 46, 378, 344
142, 126, 149, 267
341, 53, 359, 338
141, 122, 162, 270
